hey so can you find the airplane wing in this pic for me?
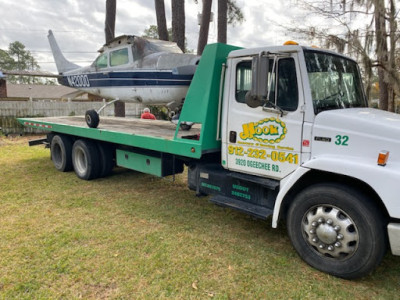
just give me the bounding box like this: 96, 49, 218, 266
0, 70, 61, 78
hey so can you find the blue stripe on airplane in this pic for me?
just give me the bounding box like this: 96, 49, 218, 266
61, 71, 193, 88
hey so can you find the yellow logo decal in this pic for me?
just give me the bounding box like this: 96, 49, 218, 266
239, 117, 287, 144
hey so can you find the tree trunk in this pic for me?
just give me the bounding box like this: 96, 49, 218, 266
197, 0, 213, 55
155, 0, 169, 41
105, 0, 116, 43
172, 0, 185, 52
105, 0, 125, 117
218, 0, 227, 43
374, 0, 389, 111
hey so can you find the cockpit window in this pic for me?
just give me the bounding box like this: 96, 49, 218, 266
110, 48, 129, 67
95, 53, 108, 69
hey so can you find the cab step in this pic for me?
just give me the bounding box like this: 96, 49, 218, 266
210, 195, 273, 219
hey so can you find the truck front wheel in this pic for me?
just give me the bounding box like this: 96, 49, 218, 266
72, 139, 101, 180
286, 183, 387, 279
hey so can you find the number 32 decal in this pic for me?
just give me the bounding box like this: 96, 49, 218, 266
335, 135, 349, 146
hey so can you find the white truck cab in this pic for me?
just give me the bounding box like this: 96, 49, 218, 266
217, 44, 400, 279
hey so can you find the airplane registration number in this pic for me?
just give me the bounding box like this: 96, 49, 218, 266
67, 74, 91, 87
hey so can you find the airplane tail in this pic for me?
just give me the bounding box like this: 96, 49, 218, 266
47, 30, 80, 74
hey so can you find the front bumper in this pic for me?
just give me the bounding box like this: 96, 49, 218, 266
388, 223, 400, 255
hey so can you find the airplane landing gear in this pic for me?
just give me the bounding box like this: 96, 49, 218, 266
180, 123, 193, 131
85, 98, 120, 128
171, 113, 193, 131
85, 110, 100, 128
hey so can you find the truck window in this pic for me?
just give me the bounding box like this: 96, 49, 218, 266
235, 60, 276, 104
276, 58, 298, 111
110, 48, 129, 67
235, 61, 252, 103
304, 50, 367, 114
95, 53, 108, 69
235, 58, 298, 112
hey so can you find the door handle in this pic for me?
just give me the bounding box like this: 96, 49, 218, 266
229, 131, 237, 143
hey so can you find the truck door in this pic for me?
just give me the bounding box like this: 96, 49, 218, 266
223, 54, 304, 180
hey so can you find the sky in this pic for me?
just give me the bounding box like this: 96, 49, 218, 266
0, 0, 323, 74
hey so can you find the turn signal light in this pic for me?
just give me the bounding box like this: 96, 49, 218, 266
377, 151, 389, 166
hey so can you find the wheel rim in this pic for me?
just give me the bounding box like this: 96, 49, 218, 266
86, 114, 92, 125
53, 143, 62, 167
302, 205, 359, 259
74, 147, 87, 176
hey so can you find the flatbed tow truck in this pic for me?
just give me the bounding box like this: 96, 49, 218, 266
19, 42, 400, 279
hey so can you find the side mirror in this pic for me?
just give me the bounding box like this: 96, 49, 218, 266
245, 54, 269, 108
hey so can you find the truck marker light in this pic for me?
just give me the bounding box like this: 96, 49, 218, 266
377, 151, 389, 166
283, 41, 299, 45
302, 140, 310, 147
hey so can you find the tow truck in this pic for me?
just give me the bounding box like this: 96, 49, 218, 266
19, 42, 400, 279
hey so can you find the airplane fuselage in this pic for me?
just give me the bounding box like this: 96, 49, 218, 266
60, 69, 193, 104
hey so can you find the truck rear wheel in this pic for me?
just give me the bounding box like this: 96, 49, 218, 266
72, 139, 101, 180
97, 142, 114, 177
286, 183, 387, 279
50, 134, 73, 172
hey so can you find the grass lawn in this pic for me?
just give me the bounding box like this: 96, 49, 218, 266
1, 135, 400, 299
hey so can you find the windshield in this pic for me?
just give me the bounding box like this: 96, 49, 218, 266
304, 50, 367, 114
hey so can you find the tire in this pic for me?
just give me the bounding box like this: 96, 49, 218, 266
85, 109, 100, 128
286, 183, 387, 279
97, 142, 114, 178
47, 132, 55, 160
50, 134, 73, 172
72, 139, 101, 180
47, 132, 55, 146
180, 123, 192, 131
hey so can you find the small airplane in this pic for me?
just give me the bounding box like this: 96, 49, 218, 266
49, 30, 200, 128
3, 30, 200, 129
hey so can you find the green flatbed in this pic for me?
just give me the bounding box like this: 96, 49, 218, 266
18, 115, 203, 158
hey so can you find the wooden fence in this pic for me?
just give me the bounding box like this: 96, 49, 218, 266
0, 99, 144, 134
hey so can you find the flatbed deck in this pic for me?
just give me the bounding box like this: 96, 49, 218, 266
25, 116, 200, 139
19, 116, 205, 159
